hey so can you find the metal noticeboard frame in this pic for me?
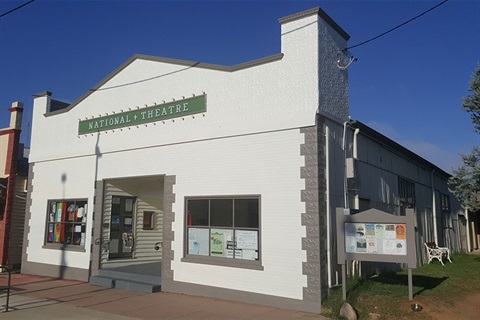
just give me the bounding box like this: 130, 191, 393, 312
336, 208, 417, 301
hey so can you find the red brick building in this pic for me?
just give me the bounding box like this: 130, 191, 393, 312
0, 102, 28, 269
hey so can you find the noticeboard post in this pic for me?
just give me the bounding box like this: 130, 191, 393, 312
336, 208, 417, 300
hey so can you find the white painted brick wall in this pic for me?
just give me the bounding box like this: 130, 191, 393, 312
26, 156, 96, 269
27, 128, 307, 299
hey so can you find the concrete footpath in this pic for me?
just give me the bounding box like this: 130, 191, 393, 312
0, 274, 329, 319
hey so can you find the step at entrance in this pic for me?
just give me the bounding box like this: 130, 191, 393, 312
90, 268, 161, 293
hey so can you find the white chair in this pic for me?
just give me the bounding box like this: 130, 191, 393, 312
424, 242, 452, 266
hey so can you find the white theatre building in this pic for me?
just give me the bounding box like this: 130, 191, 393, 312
22, 7, 466, 313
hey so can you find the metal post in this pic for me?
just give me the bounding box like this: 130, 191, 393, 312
342, 262, 347, 301
408, 268, 413, 300
0, 265, 11, 312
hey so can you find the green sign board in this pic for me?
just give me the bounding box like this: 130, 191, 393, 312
78, 95, 206, 135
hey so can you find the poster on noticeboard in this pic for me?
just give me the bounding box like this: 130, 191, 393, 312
345, 222, 407, 256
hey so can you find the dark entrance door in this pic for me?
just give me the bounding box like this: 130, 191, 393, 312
109, 196, 135, 259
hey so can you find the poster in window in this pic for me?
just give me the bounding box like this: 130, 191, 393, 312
125, 199, 134, 212
188, 228, 209, 256
210, 229, 234, 258
235, 230, 258, 260
49, 203, 56, 222
56, 202, 63, 222
48, 223, 54, 242
111, 216, 120, 230
241, 250, 258, 260
235, 230, 258, 250
210, 230, 224, 257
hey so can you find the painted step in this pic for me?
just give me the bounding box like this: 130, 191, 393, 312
89, 275, 161, 293
98, 269, 161, 284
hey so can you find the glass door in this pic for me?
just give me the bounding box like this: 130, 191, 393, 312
109, 196, 135, 259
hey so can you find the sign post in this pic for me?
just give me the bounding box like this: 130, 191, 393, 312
336, 208, 417, 300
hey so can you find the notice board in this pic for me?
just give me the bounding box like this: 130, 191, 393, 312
336, 208, 416, 268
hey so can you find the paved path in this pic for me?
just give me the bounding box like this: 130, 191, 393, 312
1, 274, 329, 319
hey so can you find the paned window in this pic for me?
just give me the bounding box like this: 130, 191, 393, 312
398, 177, 415, 215
440, 193, 450, 212
45, 199, 87, 247
185, 197, 260, 262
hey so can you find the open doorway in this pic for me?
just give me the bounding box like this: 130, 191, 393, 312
99, 175, 164, 271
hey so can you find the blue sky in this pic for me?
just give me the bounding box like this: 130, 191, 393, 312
0, 0, 478, 173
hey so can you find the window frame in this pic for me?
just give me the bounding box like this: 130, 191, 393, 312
43, 198, 88, 252
398, 177, 415, 215
181, 195, 263, 270
440, 193, 450, 212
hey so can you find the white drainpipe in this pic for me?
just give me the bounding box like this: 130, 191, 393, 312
325, 126, 332, 288
342, 121, 349, 209
431, 170, 438, 244
353, 128, 360, 209
465, 208, 471, 252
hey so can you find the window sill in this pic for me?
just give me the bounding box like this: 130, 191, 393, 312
42, 244, 86, 252
181, 255, 264, 270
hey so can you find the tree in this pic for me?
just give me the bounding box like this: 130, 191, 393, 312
462, 65, 480, 133
449, 65, 480, 211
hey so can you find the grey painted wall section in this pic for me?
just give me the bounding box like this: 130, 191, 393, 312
300, 125, 321, 306
21, 163, 34, 272
91, 180, 104, 277
160, 175, 176, 290
317, 14, 349, 123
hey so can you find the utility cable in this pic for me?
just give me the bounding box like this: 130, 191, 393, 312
338, 0, 449, 69
344, 0, 449, 51
0, 0, 36, 18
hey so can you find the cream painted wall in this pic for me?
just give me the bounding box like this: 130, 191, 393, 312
26, 128, 306, 299
25, 156, 96, 269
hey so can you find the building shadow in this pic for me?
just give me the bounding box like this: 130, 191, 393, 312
369, 273, 448, 296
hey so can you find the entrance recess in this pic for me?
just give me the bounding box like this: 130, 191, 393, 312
91, 175, 167, 293
109, 196, 136, 259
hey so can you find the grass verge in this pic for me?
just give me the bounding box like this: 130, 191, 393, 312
320, 253, 480, 319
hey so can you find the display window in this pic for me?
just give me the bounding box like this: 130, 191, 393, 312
185, 197, 260, 264
45, 199, 87, 248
